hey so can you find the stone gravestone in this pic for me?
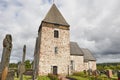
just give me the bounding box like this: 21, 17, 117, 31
106, 70, 112, 78
0, 34, 13, 80
18, 45, 26, 80
6, 71, 14, 80
33, 37, 39, 80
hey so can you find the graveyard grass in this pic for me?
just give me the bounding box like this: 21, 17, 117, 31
68, 73, 118, 80
14, 75, 51, 80
13, 74, 118, 80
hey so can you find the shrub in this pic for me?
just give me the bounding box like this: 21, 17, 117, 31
48, 73, 59, 80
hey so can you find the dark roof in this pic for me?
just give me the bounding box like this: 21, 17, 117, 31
81, 48, 96, 62
70, 42, 84, 56
43, 4, 69, 26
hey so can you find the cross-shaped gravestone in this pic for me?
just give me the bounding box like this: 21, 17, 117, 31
0, 34, 12, 80
18, 45, 26, 80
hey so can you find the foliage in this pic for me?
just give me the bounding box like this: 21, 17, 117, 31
9, 63, 17, 68
97, 62, 120, 70
24, 60, 31, 69
48, 73, 59, 80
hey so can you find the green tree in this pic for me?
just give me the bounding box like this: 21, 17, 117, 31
116, 65, 120, 70
109, 65, 115, 70
9, 63, 17, 68
24, 60, 31, 69
104, 66, 110, 70
97, 65, 104, 71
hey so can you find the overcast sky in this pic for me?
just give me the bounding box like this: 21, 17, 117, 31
0, 0, 120, 63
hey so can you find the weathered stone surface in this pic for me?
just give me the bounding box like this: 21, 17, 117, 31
0, 34, 12, 80
106, 70, 113, 78
18, 45, 26, 80
0, 71, 14, 80
84, 61, 96, 71
70, 56, 84, 72
38, 23, 70, 75
34, 4, 97, 76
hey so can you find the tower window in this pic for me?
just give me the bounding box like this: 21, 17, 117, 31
55, 47, 58, 54
54, 30, 59, 38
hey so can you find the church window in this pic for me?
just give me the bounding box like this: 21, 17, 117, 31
55, 47, 58, 54
71, 60, 74, 70
54, 30, 59, 38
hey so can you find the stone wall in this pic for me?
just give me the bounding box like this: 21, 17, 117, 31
84, 62, 88, 71
84, 61, 96, 71
90, 61, 96, 71
38, 23, 70, 75
70, 55, 84, 72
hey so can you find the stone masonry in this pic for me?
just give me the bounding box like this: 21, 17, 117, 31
70, 56, 84, 72
38, 23, 70, 75
33, 4, 96, 76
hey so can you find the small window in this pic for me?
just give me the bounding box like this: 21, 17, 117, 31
54, 30, 59, 38
55, 47, 58, 54
71, 60, 74, 70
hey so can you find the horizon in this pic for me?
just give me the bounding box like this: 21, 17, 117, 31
0, 0, 120, 63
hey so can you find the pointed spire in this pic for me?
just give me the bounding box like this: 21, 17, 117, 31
43, 4, 69, 26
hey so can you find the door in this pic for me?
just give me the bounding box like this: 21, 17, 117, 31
53, 66, 57, 75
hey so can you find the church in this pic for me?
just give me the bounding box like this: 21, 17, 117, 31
33, 4, 96, 76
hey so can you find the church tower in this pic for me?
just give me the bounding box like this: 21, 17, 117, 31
34, 4, 70, 75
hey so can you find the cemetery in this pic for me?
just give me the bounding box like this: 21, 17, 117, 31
0, 34, 119, 80
0, 1, 120, 80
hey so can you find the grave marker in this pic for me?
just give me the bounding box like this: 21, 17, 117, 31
19, 45, 26, 80
0, 34, 12, 80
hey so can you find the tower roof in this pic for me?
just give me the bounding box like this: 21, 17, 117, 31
43, 4, 69, 26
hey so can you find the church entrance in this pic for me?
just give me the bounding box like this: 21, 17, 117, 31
53, 66, 57, 75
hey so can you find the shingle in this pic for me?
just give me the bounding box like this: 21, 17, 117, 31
70, 42, 84, 56
81, 48, 96, 62
43, 4, 69, 26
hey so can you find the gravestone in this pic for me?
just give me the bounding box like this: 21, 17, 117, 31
6, 71, 15, 80
18, 45, 26, 80
106, 70, 112, 78
117, 71, 120, 80
0, 34, 12, 80
33, 37, 39, 80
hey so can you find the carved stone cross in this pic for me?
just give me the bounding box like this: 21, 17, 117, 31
19, 45, 26, 80
0, 34, 12, 80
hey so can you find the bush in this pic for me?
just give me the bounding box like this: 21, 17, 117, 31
48, 73, 59, 80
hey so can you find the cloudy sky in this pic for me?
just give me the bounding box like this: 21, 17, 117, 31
0, 0, 120, 63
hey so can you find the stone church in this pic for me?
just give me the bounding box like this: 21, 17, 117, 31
34, 4, 96, 76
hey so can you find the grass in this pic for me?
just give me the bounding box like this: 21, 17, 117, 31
38, 76, 50, 80
14, 75, 32, 80
14, 75, 50, 80
68, 75, 90, 80
68, 72, 118, 80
